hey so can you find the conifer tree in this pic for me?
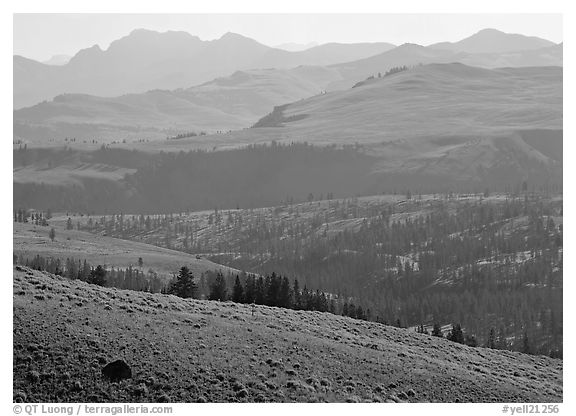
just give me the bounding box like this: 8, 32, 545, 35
464, 334, 478, 347
487, 327, 496, 349
447, 324, 465, 344
232, 275, 244, 303
356, 305, 366, 320
266, 272, 281, 306
209, 272, 228, 301
88, 265, 107, 286
348, 303, 356, 319
431, 323, 443, 337
522, 331, 532, 355
254, 276, 265, 304
342, 302, 349, 317
278, 276, 292, 308
496, 327, 508, 350
244, 275, 256, 304
293, 279, 302, 310
169, 266, 197, 299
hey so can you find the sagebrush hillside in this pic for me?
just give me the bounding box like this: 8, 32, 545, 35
13, 266, 562, 403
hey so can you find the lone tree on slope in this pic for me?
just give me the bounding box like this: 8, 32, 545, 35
169, 266, 198, 299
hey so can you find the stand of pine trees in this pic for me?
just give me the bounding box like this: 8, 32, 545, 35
198, 271, 405, 329
200, 271, 343, 314
14, 254, 164, 293
14, 208, 50, 226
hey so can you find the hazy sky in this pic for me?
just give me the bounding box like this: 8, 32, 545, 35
14, 14, 563, 61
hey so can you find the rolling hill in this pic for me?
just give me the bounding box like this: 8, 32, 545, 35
14, 29, 394, 109
248, 63, 562, 185
13, 221, 238, 281
13, 265, 563, 402
14, 66, 343, 140
237, 63, 561, 188
326, 41, 562, 90
254, 63, 562, 140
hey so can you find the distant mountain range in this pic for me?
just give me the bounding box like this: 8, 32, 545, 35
14, 29, 394, 109
428, 28, 555, 53
14, 28, 561, 110
13, 28, 562, 144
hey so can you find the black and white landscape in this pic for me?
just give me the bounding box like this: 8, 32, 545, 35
13, 15, 563, 404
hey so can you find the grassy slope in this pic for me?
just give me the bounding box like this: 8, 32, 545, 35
13, 222, 237, 280
13, 266, 562, 403
326, 42, 562, 90
38, 63, 560, 153
263, 64, 561, 142
243, 64, 562, 183
14, 66, 343, 141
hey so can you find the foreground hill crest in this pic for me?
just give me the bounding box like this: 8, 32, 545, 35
13, 266, 562, 403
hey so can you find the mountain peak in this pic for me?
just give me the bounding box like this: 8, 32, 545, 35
220, 32, 251, 41
475, 28, 505, 35
127, 28, 198, 39
118, 28, 200, 44
429, 28, 555, 54
397, 43, 425, 49
64, 44, 103, 67
213, 32, 269, 51
128, 28, 156, 36
73, 44, 102, 56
